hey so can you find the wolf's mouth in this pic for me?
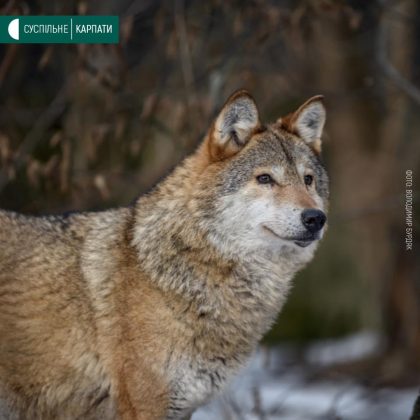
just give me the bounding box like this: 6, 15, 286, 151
293, 238, 315, 248
263, 226, 318, 248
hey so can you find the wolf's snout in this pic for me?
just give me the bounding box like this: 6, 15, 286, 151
301, 209, 326, 234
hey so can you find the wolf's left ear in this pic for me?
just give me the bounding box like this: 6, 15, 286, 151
207, 90, 260, 161
280, 96, 326, 153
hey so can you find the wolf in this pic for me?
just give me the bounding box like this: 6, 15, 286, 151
0, 90, 329, 419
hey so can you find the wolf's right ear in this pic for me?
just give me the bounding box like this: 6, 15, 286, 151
279, 96, 326, 154
207, 90, 260, 161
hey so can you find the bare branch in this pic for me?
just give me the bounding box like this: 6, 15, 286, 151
0, 44, 19, 86
377, 0, 420, 105
0, 83, 68, 193
174, 0, 195, 100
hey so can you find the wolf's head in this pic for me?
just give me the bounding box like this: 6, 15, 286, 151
190, 90, 329, 264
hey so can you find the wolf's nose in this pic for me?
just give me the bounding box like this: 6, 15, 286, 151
301, 209, 326, 234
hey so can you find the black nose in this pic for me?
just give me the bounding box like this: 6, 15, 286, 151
301, 209, 326, 234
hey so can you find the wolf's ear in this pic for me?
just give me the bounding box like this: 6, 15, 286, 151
280, 96, 326, 153
208, 90, 260, 160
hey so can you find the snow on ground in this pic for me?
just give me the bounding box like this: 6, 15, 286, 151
193, 332, 418, 420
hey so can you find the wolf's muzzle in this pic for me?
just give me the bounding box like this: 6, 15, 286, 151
301, 209, 326, 234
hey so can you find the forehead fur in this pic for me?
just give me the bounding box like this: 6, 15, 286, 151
218, 125, 329, 198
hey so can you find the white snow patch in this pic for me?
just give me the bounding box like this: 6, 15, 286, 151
192, 332, 418, 420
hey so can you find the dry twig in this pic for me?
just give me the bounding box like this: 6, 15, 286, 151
376, 0, 420, 106
0, 83, 68, 193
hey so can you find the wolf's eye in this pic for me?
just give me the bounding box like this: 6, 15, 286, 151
256, 174, 274, 185
304, 174, 314, 186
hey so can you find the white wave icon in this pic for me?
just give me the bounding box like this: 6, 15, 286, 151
8, 18, 19, 41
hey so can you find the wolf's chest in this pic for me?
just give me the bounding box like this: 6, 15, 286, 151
166, 356, 233, 419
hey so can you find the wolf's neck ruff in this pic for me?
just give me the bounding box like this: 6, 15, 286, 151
132, 153, 298, 353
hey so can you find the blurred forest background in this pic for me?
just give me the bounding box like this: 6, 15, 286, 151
0, 0, 419, 391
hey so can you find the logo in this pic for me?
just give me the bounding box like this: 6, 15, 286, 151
8, 18, 19, 41
1, 16, 119, 44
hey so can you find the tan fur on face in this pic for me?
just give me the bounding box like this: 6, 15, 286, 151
275, 185, 317, 209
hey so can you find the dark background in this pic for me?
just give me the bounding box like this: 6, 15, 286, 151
0, 0, 419, 387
